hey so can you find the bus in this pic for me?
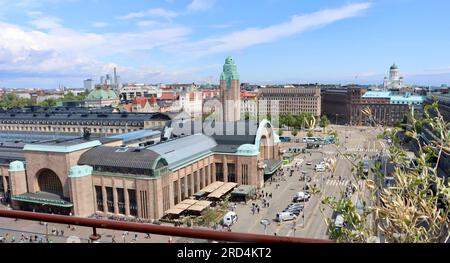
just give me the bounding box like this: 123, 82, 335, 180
279, 136, 291, 142
302, 137, 319, 143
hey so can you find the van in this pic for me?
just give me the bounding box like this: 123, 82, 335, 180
315, 165, 326, 172
222, 211, 238, 226
335, 214, 344, 230
275, 212, 297, 222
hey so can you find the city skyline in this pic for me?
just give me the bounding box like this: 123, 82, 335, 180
0, 0, 450, 89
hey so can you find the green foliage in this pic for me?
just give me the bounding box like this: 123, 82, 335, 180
0, 93, 35, 109
319, 116, 331, 128
307, 130, 313, 137
0, 92, 88, 109
291, 129, 298, 137
321, 104, 450, 243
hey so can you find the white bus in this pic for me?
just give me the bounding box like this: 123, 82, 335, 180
302, 137, 319, 143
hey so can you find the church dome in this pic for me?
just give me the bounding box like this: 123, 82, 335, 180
86, 87, 118, 100
390, 64, 398, 70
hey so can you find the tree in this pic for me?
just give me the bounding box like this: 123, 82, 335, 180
39, 99, 58, 107
319, 116, 330, 129
279, 129, 284, 136
321, 102, 450, 243
0, 93, 35, 109
291, 129, 298, 137
307, 130, 313, 137
285, 113, 294, 130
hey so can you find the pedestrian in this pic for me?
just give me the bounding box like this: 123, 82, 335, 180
61, 230, 64, 236
134, 233, 138, 241
112, 236, 116, 243
257, 207, 260, 214
146, 233, 151, 239
269, 193, 272, 199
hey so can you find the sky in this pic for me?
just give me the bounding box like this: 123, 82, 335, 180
0, 0, 449, 89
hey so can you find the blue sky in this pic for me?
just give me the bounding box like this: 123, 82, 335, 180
0, 0, 449, 89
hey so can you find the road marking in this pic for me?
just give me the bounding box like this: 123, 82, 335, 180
326, 179, 349, 187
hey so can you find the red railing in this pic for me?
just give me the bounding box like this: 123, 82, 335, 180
0, 210, 333, 243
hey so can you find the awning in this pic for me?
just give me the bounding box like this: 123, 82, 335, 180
165, 208, 185, 215
264, 160, 283, 175
208, 182, 238, 199
201, 181, 225, 193
11, 192, 73, 208
165, 199, 213, 215
187, 201, 212, 212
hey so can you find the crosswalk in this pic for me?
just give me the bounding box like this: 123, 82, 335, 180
326, 179, 349, 187
346, 141, 385, 153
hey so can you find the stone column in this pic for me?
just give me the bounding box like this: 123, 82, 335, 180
124, 181, 130, 217
113, 187, 119, 215
68, 165, 95, 217
222, 156, 228, 182
8, 161, 27, 196
101, 184, 107, 214
211, 164, 216, 183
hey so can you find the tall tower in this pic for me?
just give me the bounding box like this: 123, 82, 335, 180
220, 56, 241, 122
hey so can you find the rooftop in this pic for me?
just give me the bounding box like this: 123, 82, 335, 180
78, 146, 162, 172
108, 129, 161, 142
148, 134, 217, 170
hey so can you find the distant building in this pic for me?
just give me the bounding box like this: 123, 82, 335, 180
85, 84, 120, 108
321, 87, 352, 124
258, 85, 321, 117
349, 88, 424, 126
383, 64, 406, 90
84, 79, 94, 91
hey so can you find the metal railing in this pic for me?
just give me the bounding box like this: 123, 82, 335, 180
0, 210, 333, 243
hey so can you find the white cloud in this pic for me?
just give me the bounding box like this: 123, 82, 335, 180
27, 10, 44, 17
0, 21, 190, 80
209, 23, 234, 29
29, 16, 62, 29
187, 0, 215, 12
117, 8, 178, 20
165, 2, 371, 56
92, 22, 109, 28
136, 20, 158, 27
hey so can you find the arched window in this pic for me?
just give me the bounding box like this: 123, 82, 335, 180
37, 169, 63, 197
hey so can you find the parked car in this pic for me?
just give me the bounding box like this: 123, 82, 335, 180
306, 161, 312, 165
335, 214, 344, 230
275, 212, 297, 222
283, 209, 301, 215
286, 203, 305, 209
315, 165, 326, 172
293, 192, 311, 202
222, 211, 238, 226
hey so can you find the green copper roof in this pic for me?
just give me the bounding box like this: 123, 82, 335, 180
220, 56, 240, 89
86, 88, 118, 100
69, 165, 93, 178
9, 161, 25, 172
24, 140, 102, 153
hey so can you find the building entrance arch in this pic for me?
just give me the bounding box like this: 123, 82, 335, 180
37, 169, 64, 197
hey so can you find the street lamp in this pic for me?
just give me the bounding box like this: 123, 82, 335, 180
301, 171, 306, 228
44, 222, 49, 242
292, 221, 297, 237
